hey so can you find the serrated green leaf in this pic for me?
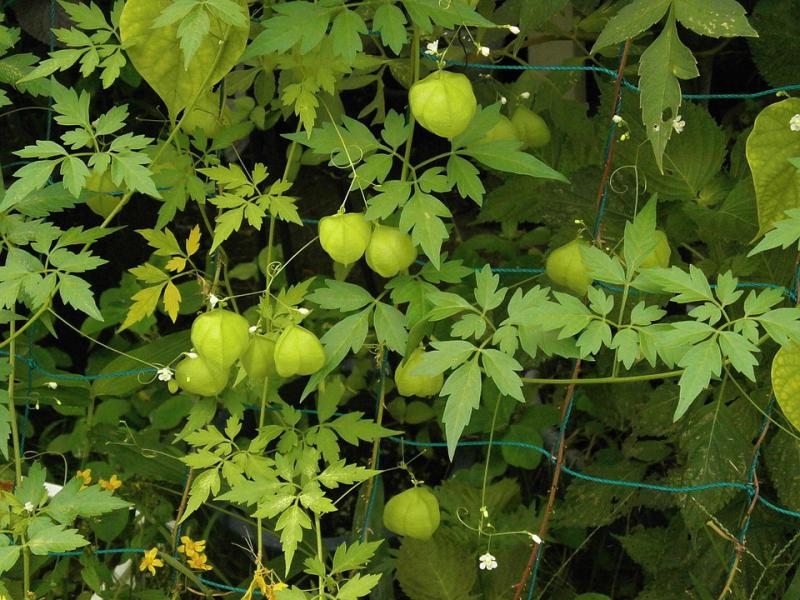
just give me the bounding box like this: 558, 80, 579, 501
638, 17, 698, 170
591, 0, 671, 53
673, 0, 757, 38
441, 359, 482, 459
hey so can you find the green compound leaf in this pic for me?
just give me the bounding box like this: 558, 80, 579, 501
746, 97, 800, 236
638, 16, 699, 171
673, 0, 758, 38
772, 342, 800, 431
119, 0, 249, 119
590, 0, 671, 53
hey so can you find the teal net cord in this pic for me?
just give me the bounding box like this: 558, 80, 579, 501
4, 2, 800, 595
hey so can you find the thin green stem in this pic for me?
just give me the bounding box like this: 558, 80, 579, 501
315, 512, 325, 600
521, 369, 683, 386
478, 393, 502, 536
0, 299, 51, 349
7, 321, 29, 595
360, 355, 387, 541
400, 26, 421, 184
257, 376, 270, 562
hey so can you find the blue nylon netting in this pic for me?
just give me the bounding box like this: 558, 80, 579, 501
5, 3, 800, 595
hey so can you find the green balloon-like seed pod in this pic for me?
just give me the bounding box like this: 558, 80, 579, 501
365, 225, 417, 278
273, 325, 326, 377
240, 334, 278, 381
395, 347, 443, 398
190, 309, 251, 368
546, 240, 592, 296
175, 355, 229, 396
409, 70, 477, 139
319, 212, 372, 264
383, 486, 441, 540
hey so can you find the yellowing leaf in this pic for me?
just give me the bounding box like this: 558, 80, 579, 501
163, 281, 182, 322
772, 342, 800, 431
165, 256, 187, 272
185, 225, 201, 257
119, 284, 165, 331
746, 98, 800, 235
119, 0, 249, 119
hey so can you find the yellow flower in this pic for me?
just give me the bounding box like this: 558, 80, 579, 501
76, 469, 92, 488
268, 582, 289, 600
139, 547, 163, 576
99, 474, 122, 492
178, 535, 206, 557
187, 552, 213, 571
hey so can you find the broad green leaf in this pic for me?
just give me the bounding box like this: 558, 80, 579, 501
675, 339, 721, 420
0, 539, 20, 575
373, 302, 407, 353
673, 0, 758, 38
396, 532, 477, 600
746, 98, 800, 235
337, 573, 383, 600
590, 0, 671, 53
399, 191, 451, 268
638, 17, 698, 171
46, 479, 131, 524
748, 208, 800, 255
27, 518, 89, 555
373, 3, 407, 54
461, 142, 568, 183
276, 504, 312, 575
120, 0, 249, 119
481, 348, 523, 401
331, 540, 382, 575
307, 280, 373, 311
772, 342, 800, 431
446, 154, 484, 205
441, 358, 482, 459
401, 0, 496, 33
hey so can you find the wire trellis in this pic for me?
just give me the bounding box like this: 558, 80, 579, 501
2, 1, 800, 596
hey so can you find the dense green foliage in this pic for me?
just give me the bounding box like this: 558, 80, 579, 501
1, 0, 800, 598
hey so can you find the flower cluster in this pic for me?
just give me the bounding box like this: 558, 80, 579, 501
179, 535, 213, 571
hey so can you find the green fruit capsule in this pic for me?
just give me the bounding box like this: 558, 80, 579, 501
175, 355, 229, 396
84, 170, 124, 218
546, 240, 592, 296
383, 486, 441, 540
319, 212, 372, 264
365, 225, 417, 278
395, 347, 443, 398
240, 334, 277, 381
273, 325, 326, 377
409, 70, 477, 139
637, 229, 671, 269
191, 309, 250, 368
479, 115, 519, 145
511, 106, 551, 148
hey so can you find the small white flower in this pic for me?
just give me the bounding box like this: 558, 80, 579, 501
530, 533, 542, 544
672, 115, 686, 134
506, 25, 520, 35
480, 505, 489, 518
425, 40, 439, 55
478, 45, 491, 57
157, 367, 173, 382
297, 307, 311, 316
208, 294, 220, 308
499, 96, 507, 105
479, 552, 498, 571
519, 91, 531, 100
24, 501, 34, 513
612, 115, 623, 124
248, 325, 258, 334
790, 114, 800, 132
44, 381, 58, 390
186, 351, 198, 359
620, 132, 630, 141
